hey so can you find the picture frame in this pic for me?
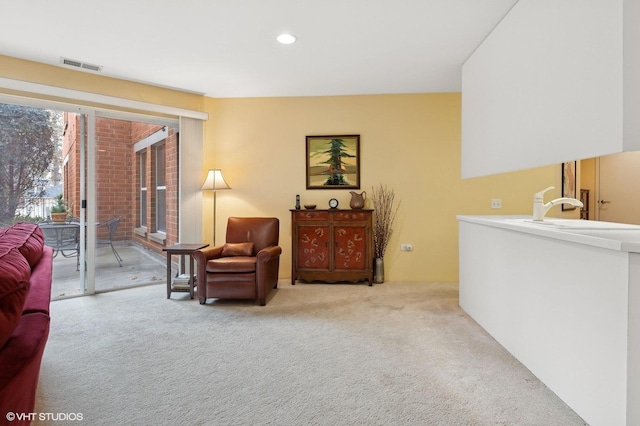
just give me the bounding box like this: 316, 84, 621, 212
306, 135, 360, 189
561, 161, 577, 211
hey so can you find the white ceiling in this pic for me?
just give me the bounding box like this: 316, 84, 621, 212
0, 0, 517, 98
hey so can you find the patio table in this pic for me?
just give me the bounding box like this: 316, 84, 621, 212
39, 222, 80, 270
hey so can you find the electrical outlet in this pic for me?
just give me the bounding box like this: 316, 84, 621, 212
491, 199, 502, 209
400, 244, 413, 251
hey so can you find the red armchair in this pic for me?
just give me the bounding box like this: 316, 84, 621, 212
193, 217, 281, 306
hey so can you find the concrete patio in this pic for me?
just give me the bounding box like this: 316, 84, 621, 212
51, 244, 170, 300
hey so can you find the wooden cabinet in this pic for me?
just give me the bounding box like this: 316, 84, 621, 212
291, 209, 373, 285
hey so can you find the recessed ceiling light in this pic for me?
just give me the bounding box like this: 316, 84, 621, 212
276, 33, 297, 45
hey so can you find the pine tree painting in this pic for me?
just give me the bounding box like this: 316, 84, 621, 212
306, 135, 360, 189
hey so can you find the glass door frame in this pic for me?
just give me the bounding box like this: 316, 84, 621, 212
84, 110, 97, 294
1, 88, 204, 297
1, 94, 184, 295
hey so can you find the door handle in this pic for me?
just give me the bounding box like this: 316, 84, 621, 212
598, 200, 611, 204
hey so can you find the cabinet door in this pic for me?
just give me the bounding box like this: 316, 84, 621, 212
333, 225, 367, 271
297, 225, 330, 270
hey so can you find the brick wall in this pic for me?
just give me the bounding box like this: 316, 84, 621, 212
95, 117, 132, 242
61, 112, 80, 220
62, 115, 179, 256
165, 131, 178, 246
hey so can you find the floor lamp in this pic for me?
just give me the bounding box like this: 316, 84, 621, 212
201, 169, 231, 245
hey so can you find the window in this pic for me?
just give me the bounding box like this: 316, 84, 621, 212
154, 143, 166, 233
139, 151, 147, 228
133, 126, 171, 244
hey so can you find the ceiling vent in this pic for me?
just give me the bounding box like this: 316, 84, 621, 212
60, 57, 103, 72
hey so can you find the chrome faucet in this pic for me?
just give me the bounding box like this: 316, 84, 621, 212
532, 186, 583, 221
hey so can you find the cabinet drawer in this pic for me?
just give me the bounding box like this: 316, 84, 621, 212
294, 211, 329, 221
333, 211, 370, 221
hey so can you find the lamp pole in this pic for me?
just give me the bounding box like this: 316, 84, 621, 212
201, 169, 231, 246
213, 189, 218, 245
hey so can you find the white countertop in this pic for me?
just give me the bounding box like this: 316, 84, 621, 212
457, 215, 640, 253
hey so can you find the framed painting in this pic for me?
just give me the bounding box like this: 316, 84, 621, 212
562, 161, 577, 210
306, 135, 360, 189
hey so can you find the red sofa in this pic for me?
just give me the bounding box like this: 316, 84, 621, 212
0, 223, 53, 424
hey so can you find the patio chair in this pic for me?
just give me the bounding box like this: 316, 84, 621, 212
96, 216, 123, 267
39, 223, 80, 271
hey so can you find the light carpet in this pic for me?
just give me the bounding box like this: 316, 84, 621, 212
33, 282, 587, 426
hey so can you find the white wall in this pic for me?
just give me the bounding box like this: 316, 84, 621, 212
459, 219, 632, 425
624, 0, 640, 151
462, 0, 626, 178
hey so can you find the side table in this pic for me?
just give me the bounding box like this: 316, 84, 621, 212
162, 243, 209, 299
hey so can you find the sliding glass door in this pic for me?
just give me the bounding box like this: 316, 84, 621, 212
1, 92, 201, 300
90, 114, 178, 292
0, 102, 86, 299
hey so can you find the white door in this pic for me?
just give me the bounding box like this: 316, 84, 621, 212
597, 152, 640, 224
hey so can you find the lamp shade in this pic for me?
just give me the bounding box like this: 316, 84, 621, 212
201, 169, 231, 191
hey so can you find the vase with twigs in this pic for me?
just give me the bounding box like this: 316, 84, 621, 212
370, 184, 401, 283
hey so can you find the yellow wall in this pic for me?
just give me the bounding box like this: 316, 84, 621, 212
0, 55, 204, 112
1, 55, 570, 283
204, 94, 560, 282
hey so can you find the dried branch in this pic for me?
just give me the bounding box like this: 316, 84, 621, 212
370, 184, 401, 259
